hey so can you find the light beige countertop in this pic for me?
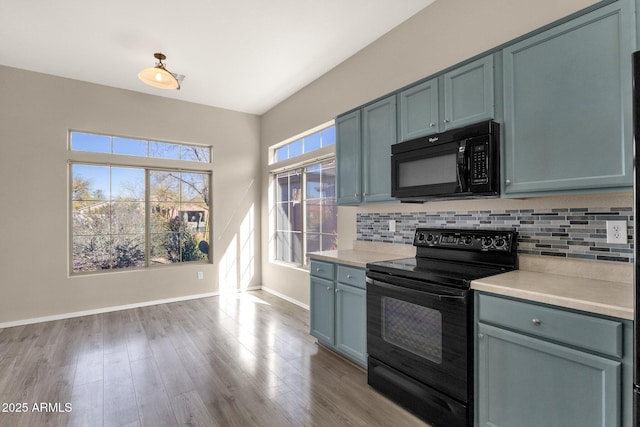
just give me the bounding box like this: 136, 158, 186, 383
307, 249, 405, 269
472, 268, 633, 321
308, 243, 633, 321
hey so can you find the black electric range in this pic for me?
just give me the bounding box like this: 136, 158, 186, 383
365, 227, 518, 427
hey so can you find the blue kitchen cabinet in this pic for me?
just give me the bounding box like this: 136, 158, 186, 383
336, 110, 362, 205
502, 0, 634, 196
309, 259, 367, 366
336, 95, 396, 205
398, 55, 494, 142
310, 275, 335, 345
398, 78, 439, 141
362, 96, 396, 203
476, 293, 632, 427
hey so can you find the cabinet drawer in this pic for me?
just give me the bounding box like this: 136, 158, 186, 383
336, 265, 365, 289
310, 260, 335, 281
478, 294, 623, 358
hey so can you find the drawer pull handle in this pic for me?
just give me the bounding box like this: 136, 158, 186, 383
532, 318, 541, 326
346, 274, 352, 279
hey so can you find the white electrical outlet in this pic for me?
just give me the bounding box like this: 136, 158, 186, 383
197, 271, 204, 280
606, 220, 627, 244
389, 219, 396, 232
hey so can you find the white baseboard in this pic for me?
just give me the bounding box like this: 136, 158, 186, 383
261, 286, 310, 310
0, 288, 257, 329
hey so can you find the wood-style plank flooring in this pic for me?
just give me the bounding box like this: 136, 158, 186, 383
0, 290, 429, 427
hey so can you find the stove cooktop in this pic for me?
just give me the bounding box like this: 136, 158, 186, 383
366, 256, 513, 289
366, 227, 519, 289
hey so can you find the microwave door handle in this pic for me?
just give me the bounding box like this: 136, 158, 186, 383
456, 141, 468, 192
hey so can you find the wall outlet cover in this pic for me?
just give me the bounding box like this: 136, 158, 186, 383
606, 220, 627, 244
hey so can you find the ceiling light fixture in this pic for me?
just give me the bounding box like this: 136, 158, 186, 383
138, 52, 181, 90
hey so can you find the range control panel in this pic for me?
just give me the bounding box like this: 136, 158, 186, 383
413, 229, 515, 252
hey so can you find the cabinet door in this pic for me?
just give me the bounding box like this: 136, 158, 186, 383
362, 96, 396, 203
335, 282, 366, 365
310, 276, 335, 345
477, 323, 621, 427
398, 78, 439, 141
443, 55, 494, 131
502, 1, 634, 195
336, 110, 362, 205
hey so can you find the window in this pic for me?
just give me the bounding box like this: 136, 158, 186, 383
70, 131, 211, 274
274, 126, 335, 162
272, 124, 337, 266
71, 132, 211, 162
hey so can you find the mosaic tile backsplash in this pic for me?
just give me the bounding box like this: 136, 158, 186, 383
356, 207, 634, 263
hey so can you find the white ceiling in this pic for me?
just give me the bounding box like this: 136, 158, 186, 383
0, 0, 436, 115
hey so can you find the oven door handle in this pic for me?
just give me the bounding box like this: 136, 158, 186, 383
367, 276, 467, 302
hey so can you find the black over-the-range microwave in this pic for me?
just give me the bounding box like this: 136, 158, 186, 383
391, 120, 500, 202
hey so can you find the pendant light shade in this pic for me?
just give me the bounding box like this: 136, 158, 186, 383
138, 53, 181, 90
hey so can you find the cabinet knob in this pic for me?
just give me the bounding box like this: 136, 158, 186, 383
326, 286, 331, 291
429, 122, 435, 127
478, 333, 485, 340
443, 119, 450, 123
335, 288, 340, 293
316, 268, 321, 272
505, 179, 511, 185
532, 318, 541, 326
346, 274, 352, 279
354, 193, 358, 197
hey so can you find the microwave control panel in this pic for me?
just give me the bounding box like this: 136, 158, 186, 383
471, 142, 489, 185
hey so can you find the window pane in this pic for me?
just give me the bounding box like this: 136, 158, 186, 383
73, 235, 112, 272
112, 235, 145, 269
276, 173, 290, 203
150, 203, 179, 233
113, 137, 147, 157
275, 146, 288, 162
111, 202, 145, 234
289, 139, 302, 158
303, 133, 321, 153
289, 201, 302, 233
181, 172, 209, 203
181, 145, 211, 163
289, 171, 302, 201
149, 141, 181, 160
72, 164, 109, 201
150, 171, 180, 203
306, 199, 321, 233
321, 127, 336, 147
73, 208, 111, 236
321, 199, 338, 236
111, 167, 144, 201
71, 132, 111, 153
276, 203, 290, 232
320, 233, 337, 251
150, 232, 176, 264
306, 165, 321, 199
306, 233, 320, 254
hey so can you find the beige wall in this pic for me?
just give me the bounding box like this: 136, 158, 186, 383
0, 65, 262, 324
259, 0, 607, 307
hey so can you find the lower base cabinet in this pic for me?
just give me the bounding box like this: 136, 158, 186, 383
475, 293, 632, 427
310, 259, 366, 366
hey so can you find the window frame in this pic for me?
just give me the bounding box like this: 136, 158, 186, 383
269, 122, 336, 269
68, 130, 213, 275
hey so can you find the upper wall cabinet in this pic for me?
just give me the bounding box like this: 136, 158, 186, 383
398, 55, 495, 142
337, 95, 397, 205
336, 110, 362, 205
502, 0, 634, 196
362, 96, 397, 203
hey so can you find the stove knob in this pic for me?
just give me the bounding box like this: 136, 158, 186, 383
482, 237, 493, 247
426, 234, 434, 243
464, 236, 473, 245
417, 232, 426, 242
495, 237, 506, 248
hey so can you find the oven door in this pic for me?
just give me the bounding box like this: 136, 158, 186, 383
366, 271, 471, 402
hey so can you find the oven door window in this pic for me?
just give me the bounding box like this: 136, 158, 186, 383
382, 296, 442, 364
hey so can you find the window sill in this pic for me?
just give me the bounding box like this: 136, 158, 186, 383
271, 260, 309, 273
